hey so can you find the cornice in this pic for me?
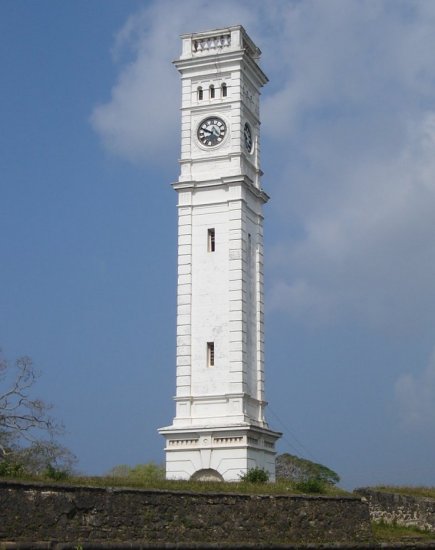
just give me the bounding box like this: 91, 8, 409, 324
174, 50, 268, 87
172, 175, 269, 204
159, 423, 282, 438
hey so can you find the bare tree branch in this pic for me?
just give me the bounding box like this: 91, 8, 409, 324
0, 351, 63, 459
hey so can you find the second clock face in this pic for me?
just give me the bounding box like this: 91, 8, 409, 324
197, 117, 227, 147
244, 122, 253, 153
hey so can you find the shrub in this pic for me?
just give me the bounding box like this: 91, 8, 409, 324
0, 459, 24, 478
294, 478, 326, 493
239, 467, 269, 483
45, 463, 69, 481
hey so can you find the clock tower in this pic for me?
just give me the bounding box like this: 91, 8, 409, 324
159, 25, 281, 481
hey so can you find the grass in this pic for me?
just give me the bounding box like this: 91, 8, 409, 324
373, 520, 435, 542
373, 485, 435, 500
369, 487, 435, 543
0, 473, 350, 496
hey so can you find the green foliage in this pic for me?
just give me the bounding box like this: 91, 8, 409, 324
276, 453, 340, 487
44, 463, 69, 481
373, 520, 434, 542
0, 459, 24, 478
0, 444, 75, 481
107, 462, 165, 483
239, 467, 269, 483
294, 478, 326, 494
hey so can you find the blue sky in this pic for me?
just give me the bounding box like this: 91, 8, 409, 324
2, 0, 435, 489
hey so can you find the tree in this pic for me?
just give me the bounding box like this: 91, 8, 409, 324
0, 350, 76, 476
13, 441, 77, 476
276, 453, 340, 486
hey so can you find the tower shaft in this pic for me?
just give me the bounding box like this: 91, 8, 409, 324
159, 26, 280, 482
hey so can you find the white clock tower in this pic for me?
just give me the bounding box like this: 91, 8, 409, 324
159, 25, 281, 482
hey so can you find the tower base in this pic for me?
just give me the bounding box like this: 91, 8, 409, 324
159, 424, 281, 481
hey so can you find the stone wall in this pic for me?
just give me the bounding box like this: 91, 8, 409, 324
356, 488, 435, 532
0, 481, 373, 546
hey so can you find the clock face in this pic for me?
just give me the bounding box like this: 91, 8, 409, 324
244, 122, 253, 153
197, 117, 227, 147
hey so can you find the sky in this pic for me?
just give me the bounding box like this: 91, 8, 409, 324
1, 0, 435, 490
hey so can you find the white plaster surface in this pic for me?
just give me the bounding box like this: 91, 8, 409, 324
159, 26, 280, 482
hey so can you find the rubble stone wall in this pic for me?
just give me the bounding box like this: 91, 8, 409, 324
356, 488, 435, 532
0, 480, 373, 545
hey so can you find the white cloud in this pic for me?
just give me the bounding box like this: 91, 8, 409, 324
92, 0, 435, 334
261, 1, 435, 330
90, 5, 180, 164
268, 109, 435, 328
395, 349, 435, 430
90, 0, 260, 164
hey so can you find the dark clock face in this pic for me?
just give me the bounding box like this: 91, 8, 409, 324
244, 122, 253, 152
198, 117, 227, 147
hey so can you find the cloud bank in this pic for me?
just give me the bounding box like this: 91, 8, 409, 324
91, 0, 435, 429
259, 1, 435, 334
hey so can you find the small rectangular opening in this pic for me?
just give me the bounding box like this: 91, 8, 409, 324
207, 342, 215, 367
207, 228, 215, 252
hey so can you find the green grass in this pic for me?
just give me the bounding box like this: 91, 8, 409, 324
0, 473, 349, 496
367, 487, 435, 542
373, 485, 435, 499
373, 520, 434, 542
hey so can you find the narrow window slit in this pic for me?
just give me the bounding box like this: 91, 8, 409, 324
207, 342, 215, 367
208, 228, 215, 252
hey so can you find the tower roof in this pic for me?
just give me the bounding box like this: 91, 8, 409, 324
176, 25, 267, 87
179, 25, 261, 61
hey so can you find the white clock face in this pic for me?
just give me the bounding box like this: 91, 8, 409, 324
244, 122, 253, 153
197, 117, 227, 147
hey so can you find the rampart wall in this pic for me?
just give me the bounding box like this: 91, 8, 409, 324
356, 488, 435, 533
0, 480, 372, 546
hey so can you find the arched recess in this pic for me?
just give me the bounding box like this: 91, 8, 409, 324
190, 468, 224, 482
